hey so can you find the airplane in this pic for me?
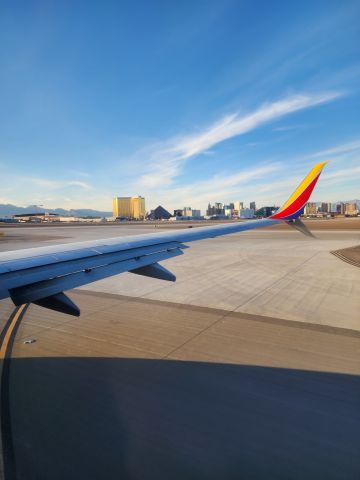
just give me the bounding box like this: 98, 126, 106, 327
0, 162, 327, 316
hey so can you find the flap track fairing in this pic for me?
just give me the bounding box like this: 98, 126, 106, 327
130, 262, 176, 282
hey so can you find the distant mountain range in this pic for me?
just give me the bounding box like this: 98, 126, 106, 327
0, 204, 112, 218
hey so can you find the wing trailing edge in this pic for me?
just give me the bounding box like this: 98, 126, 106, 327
8, 242, 186, 306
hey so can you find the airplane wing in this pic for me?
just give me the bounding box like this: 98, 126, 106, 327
0, 162, 327, 316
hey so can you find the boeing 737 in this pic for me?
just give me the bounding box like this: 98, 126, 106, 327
0, 162, 328, 316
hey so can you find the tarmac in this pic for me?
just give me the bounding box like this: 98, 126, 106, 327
0, 219, 359, 479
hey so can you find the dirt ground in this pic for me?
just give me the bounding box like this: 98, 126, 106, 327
268, 217, 360, 230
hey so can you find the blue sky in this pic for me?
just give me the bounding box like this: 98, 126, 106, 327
0, 0, 359, 212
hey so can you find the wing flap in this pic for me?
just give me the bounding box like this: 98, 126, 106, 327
0, 241, 187, 297
9, 246, 184, 305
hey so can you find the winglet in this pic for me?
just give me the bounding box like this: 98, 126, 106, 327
270, 161, 329, 220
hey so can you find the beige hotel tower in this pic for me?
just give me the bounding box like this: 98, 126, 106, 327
112, 196, 146, 220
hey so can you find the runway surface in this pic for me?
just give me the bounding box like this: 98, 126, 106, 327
0, 221, 359, 479
1, 220, 360, 330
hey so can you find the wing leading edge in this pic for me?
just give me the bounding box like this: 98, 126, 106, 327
0, 162, 328, 315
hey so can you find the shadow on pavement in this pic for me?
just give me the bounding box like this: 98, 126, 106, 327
7, 358, 360, 480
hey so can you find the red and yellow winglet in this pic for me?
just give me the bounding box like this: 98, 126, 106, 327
270, 162, 328, 221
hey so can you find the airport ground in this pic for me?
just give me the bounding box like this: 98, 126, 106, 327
0, 218, 359, 479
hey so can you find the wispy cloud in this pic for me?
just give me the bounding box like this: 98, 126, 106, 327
172, 164, 279, 197
140, 132, 360, 211
29, 178, 92, 190
273, 125, 302, 132
308, 139, 360, 159
322, 165, 360, 181
140, 164, 280, 210
137, 91, 343, 188
67, 181, 92, 190
69, 170, 90, 178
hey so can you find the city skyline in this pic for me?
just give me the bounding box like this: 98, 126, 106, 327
0, 2, 359, 211
1, 197, 359, 219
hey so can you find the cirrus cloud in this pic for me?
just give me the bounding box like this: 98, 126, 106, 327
137, 91, 343, 188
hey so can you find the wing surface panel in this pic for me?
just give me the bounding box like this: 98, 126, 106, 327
0, 218, 278, 310
9, 245, 184, 305
0, 218, 277, 272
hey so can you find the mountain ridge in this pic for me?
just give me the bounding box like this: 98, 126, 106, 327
0, 204, 112, 217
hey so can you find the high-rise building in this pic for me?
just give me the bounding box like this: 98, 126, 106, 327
304, 202, 317, 215
239, 208, 255, 218
224, 205, 233, 217
255, 206, 278, 218
320, 202, 328, 213
234, 201, 244, 212
336, 202, 345, 215
345, 202, 358, 216
250, 201, 256, 211
132, 196, 146, 219
191, 209, 201, 217
112, 196, 145, 219
182, 207, 201, 217
112, 197, 131, 218
206, 203, 225, 216
183, 207, 192, 216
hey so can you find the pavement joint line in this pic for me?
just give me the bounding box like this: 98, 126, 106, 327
0, 305, 27, 360
12, 299, 124, 343
135, 252, 273, 300
122, 241, 322, 306
161, 309, 234, 360
114, 238, 280, 300
161, 262, 302, 360
15, 301, 175, 357
48, 327, 163, 357
75, 289, 360, 337
0, 303, 28, 480
160, 251, 330, 360
232, 250, 321, 311
160, 277, 358, 362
